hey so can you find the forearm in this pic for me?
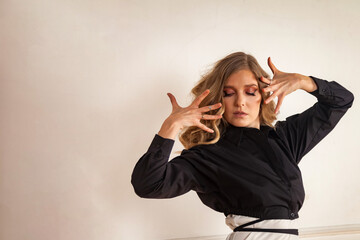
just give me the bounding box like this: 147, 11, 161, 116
276, 75, 354, 163
132, 120, 181, 197
131, 133, 201, 199
131, 134, 175, 198
307, 76, 354, 108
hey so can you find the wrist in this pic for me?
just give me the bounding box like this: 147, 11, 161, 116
158, 118, 181, 140
298, 74, 318, 92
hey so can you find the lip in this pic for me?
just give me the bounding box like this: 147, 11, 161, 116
233, 111, 248, 117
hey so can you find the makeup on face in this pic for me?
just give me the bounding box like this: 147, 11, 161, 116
222, 70, 262, 129
223, 84, 258, 97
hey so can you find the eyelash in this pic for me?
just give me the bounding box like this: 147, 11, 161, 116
223, 91, 257, 97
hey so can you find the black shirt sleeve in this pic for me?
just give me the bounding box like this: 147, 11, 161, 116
274, 76, 354, 164
131, 134, 208, 198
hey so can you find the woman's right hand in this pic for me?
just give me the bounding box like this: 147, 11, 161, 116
166, 89, 223, 133
158, 89, 222, 139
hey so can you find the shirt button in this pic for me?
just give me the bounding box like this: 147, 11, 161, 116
322, 89, 327, 92
290, 212, 295, 218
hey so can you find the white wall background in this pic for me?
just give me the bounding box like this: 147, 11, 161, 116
0, 0, 359, 240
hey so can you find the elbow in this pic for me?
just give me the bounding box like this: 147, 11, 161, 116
347, 91, 355, 107
131, 177, 150, 198
132, 186, 152, 198
133, 188, 150, 198
342, 90, 355, 109
131, 178, 170, 199
131, 177, 159, 198
334, 88, 355, 109
342, 79, 355, 107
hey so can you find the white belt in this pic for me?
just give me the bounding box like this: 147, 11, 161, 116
226, 214, 299, 235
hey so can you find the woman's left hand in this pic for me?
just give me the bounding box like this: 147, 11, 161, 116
260, 57, 317, 114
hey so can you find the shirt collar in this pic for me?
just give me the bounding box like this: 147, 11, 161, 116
221, 123, 273, 146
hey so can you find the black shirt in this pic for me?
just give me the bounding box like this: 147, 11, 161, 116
131, 76, 354, 220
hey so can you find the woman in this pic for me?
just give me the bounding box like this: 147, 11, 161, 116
131, 52, 354, 239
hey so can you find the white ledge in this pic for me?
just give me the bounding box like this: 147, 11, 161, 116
167, 224, 360, 240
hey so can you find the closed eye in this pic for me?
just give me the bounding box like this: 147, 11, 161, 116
224, 92, 234, 97
246, 89, 257, 96
223, 89, 258, 97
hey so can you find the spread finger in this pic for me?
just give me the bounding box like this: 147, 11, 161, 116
192, 89, 210, 107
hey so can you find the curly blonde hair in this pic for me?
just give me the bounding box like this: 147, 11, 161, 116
179, 52, 277, 149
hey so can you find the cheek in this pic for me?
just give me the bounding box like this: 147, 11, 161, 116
250, 96, 262, 111
223, 99, 231, 115
250, 96, 262, 104
222, 99, 235, 121
256, 97, 262, 106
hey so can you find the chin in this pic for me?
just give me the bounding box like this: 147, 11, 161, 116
227, 119, 249, 127
226, 117, 259, 129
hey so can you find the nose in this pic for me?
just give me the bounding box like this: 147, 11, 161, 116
235, 94, 245, 107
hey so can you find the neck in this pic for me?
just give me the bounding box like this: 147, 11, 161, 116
228, 123, 260, 130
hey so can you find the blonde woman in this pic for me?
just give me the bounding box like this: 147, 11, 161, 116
131, 52, 354, 240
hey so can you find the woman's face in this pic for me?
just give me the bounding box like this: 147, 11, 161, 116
223, 69, 262, 129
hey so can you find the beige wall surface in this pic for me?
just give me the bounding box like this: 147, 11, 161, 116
0, 0, 359, 240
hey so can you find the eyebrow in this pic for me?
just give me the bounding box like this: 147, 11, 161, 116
223, 84, 258, 89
